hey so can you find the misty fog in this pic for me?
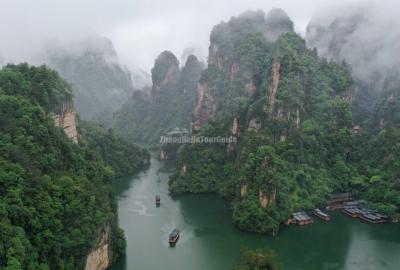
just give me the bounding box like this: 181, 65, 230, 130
0, 0, 371, 72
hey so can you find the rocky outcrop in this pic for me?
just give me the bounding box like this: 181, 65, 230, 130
230, 62, 240, 80
227, 117, 239, 154
231, 117, 239, 135
259, 188, 277, 208
53, 99, 78, 143
295, 108, 301, 129
244, 81, 257, 98
192, 82, 218, 131
85, 225, 112, 270
208, 43, 225, 69
181, 163, 187, 175
160, 150, 169, 161
240, 184, 248, 198
267, 60, 281, 114
248, 118, 261, 131
151, 51, 180, 96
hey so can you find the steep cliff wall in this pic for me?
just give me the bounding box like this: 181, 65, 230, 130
53, 99, 78, 143
192, 82, 218, 131
85, 225, 112, 270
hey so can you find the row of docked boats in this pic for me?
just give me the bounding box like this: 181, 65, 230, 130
343, 202, 389, 223
288, 198, 390, 227
155, 195, 180, 246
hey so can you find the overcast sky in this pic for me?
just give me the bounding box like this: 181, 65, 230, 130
0, 0, 373, 72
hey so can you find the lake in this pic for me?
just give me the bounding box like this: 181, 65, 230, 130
109, 156, 400, 270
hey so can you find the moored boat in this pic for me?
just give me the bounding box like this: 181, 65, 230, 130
313, 208, 330, 221
292, 211, 313, 226
169, 229, 179, 246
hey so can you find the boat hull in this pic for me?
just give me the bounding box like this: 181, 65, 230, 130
169, 235, 179, 246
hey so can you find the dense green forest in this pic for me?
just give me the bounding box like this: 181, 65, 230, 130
307, 11, 400, 219
0, 64, 147, 269
112, 52, 204, 144
168, 9, 400, 234
233, 248, 282, 270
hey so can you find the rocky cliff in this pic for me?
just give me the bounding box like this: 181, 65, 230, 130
52, 98, 78, 143
85, 225, 113, 270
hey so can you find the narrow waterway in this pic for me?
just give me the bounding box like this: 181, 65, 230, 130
109, 156, 400, 270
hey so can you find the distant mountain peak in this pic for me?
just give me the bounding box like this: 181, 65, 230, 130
265, 8, 294, 39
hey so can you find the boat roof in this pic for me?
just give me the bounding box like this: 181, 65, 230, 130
293, 211, 312, 221
314, 209, 329, 217
169, 229, 179, 237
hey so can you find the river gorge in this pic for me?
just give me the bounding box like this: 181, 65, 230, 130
109, 156, 400, 270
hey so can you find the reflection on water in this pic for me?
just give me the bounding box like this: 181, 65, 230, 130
110, 156, 400, 270
343, 226, 400, 270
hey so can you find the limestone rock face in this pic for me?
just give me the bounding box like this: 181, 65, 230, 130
192, 82, 218, 131
240, 184, 248, 198
267, 60, 281, 114
53, 99, 78, 143
181, 163, 187, 175
248, 118, 261, 132
208, 43, 225, 69
85, 225, 112, 270
160, 150, 169, 160
259, 188, 277, 208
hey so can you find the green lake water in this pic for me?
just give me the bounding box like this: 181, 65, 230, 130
109, 156, 400, 270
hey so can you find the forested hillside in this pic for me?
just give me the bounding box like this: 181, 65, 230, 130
307, 6, 400, 220
0, 64, 148, 269
169, 9, 356, 234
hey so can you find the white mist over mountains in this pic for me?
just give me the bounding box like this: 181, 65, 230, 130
0, 0, 398, 89
307, 0, 400, 83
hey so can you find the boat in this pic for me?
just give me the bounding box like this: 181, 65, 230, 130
343, 207, 361, 218
169, 229, 179, 246
155, 195, 161, 206
292, 211, 313, 226
313, 208, 330, 221
359, 211, 388, 224
343, 205, 389, 224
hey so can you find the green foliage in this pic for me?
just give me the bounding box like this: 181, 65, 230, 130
0, 64, 147, 269
233, 247, 282, 270
0, 63, 72, 112
78, 121, 149, 177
